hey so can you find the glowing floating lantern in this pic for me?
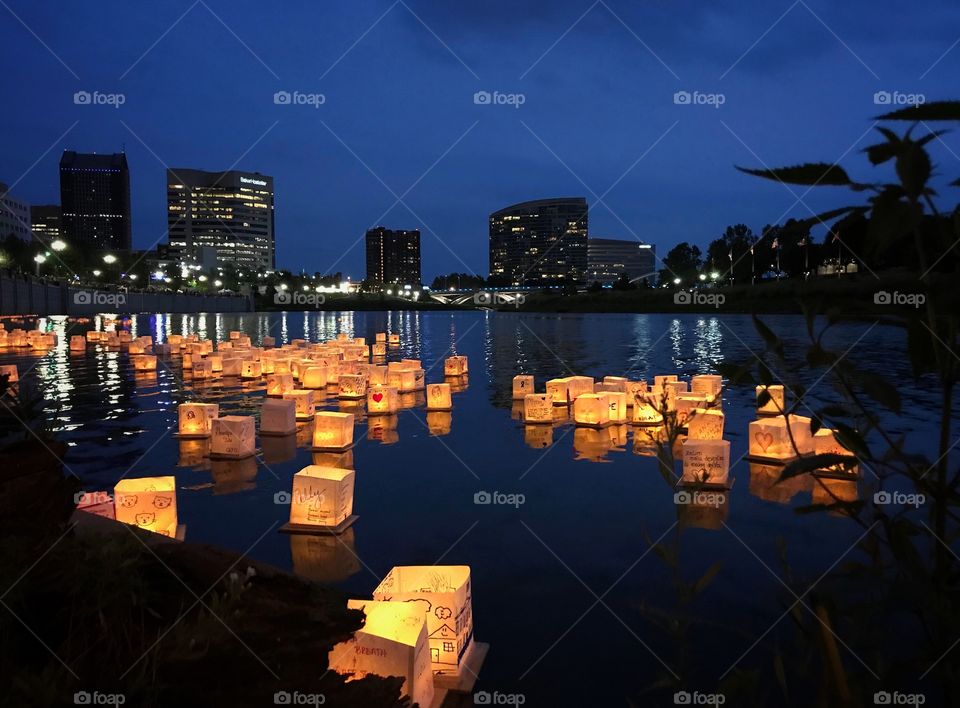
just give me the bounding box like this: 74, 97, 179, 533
624, 381, 647, 406
283, 390, 316, 420
444, 356, 468, 376
388, 333, 400, 345
113, 475, 178, 537
178, 402, 218, 438
266, 373, 295, 397
222, 357, 242, 377
0, 364, 19, 384
368, 365, 387, 386
573, 393, 610, 427
312, 411, 355, 450
206, 354, 222, 372
387, 368, 417, 393
605, 391, 628, 423
748, 415, 814, 462
284, 465, 356, 532
376, 332, 387, 343
134, 355, 157, 372
229, 331, 241, 340
665, 380, 689, 398
813, 428, 857, 474
261, 398, 297, 436
545, 378, 572, 405
682, 438, 731, 486
338, 374, 368, 400
210, 416, 256, 458
328, 599, 434, 708
69, 335, 86, 352
192, 359, 213, 379
686, 409, 725, 440
426, 383, 453, 411
373, 565, 476, 678
367, 385, 399, 415
675, 395, 708, 426
300, 366, 328, 389
756, 384, 786, 415
372, 342, 387, 357
691, 374, 723, 399
654, 375, 678, 388
523, 393, 553, 424
630, 397, 664, 426
240, 360, 261, 379
262, 335, 276, 347
85, 330, 101, 343
512, 375, 534, 400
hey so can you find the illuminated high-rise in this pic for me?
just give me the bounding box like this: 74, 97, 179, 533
365, 227, 421, 286
59, 151, 131, 250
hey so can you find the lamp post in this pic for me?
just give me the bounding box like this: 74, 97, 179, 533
34, 253, 46, 277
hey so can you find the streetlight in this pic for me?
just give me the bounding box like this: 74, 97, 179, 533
673, 277, 681, 285
93, 269, 102, 277
51, 239, 67, 252
34, 253, 46, 276
710, 272, 719, 280
699, 273, 707, 281
103, 254, 117, 264
214, 280, 223, 287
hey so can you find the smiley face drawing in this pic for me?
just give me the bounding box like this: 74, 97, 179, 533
134, 512, 156, 527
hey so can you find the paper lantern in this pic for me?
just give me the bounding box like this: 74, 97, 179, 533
682, 439, 731, 486
69, 335, 86, 352
372, 342, 387, 357
444, 356, 468, 376
229, 330, 241, 341
262, 335, 276, 348
523, 393, 553, 424
367, 385, 399, 415
210, 415, 256, 458
686, 409, 725, 440
338, 374, 368, 400
524, 424, 552, 449
261, 398, 297, 436
654, 375, 678, 388
368, 414, 399, 444
222, 357, 242, 377
675, 395, 708, 426
266, 373, 294, 397
624, 381, 647, 406
512, 375, 534, 400
236, 335, 251, 348
367, 365, 388, 386
287, 465, 356, 529
605, 391, 628, 423
545, 378, 572, 405
388, 333, 400, 345
426, 383, 453, 411
630, 398, 663, 426
387, 369, 417, 393
573, 393, 610, 427
756, 384, 786, 415
178, 402, 218, 437
299, 366, 327, 389
312, 411, 355, 450
328, 600, 434, 708
748, 415, 814, 461
134, 355, 157, 372
665, 381, 690, 400
813, 428, 857, 474
691, 374, 723, 399
241, 360, 262, 379
154, 343, 172, 357
376, 332, 387, 343
113, 476, 178, 537
601, 376, 628, 392
283, 390, 316, 420
0, 364, 19, 384
373, 565, 474, 677
192, 359, 213, 379
86, 330, 101, 342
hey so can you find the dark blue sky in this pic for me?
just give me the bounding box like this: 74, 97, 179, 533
2, 0, 958, 280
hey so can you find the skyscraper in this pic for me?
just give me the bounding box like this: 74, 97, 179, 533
0, 182, 31, 241
587, 238, 657, 286
365, 227, 421, 286
59, 151, 131, 251
30, 205, 61, 245
489, 197, 588, 286
166, 168, 275, 272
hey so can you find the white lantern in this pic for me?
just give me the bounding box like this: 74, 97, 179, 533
686, 409, 725, 440
545, 378, 572, 405
86, 330, 101, 343
512, 375, 534, 400
682, 439, 731, 486
523, 393, 553, 424
654, 375, 678, 388
261, 398, 297, 436
675, 395, 708, 426
178, 402, 218, 438
299, 366, 327, 389
813, 428, 856, 473
367, 385, 399, 415
373, 565, 475, 677
568, 376, 594, 399
604, 391, 627, 423
338, 374, 368, 400
388, 333, 400, 345
327, 600, 434, 708
426, 383, 452, 411
387, 369, 417, 393
630, 398, 664, 426
229, 330, 241, 340
283, 390, 316, 420
749, 415, 814, 461
444, 356, 468, 376
601, 376, 628, 392
312, 411, 355, 450
266, 373, 295, 397
241, 360, 262, 379
134, 355, 157, 372
210, 416, 256, 458
192, 359, 213, 379
222, 357, 242, 377
665, 380, 689, 397
376, 332, 387, 343
113, 475, 178, 537
624, 381, 647, 406
286, 465, 356, 530
691, 374, 723, 399
756, 384, 786, 415
368, 365, 388, 386
573, 393, 610, 427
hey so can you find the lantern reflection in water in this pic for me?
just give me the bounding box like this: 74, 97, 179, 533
113, 476, 178, 537
285, 465, 356, 531
178, 402, 219, 438
368, 414, 399, 445
327, 600, 434, 708
262, 433, 297, 465
312, 411, 355, 451
748, 463, 813, 504
811, 477, 859, 515
289, 529, 361, 584
573, 426, 625, 462
210, 416, 256, 459
134, 355, 157, 372
261, 398, 297, 436
524, 425, 552, 449
211, 457, 258, 495
426, 411, 452, 436
177, 438, 210, 468
426, 383, 452, 411
312, 449, 354, 469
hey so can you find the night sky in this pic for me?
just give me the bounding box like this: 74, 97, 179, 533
2, 0, 957, 280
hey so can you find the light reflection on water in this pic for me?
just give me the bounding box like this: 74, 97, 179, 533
2, 310, 950, 705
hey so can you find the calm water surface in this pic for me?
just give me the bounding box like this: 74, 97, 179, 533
4, 311, 947, 706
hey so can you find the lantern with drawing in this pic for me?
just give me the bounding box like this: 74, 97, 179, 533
682, 439, 731, 486
624, 381, 647, 406
387, 368, 417, 393
654, 374, 678, 388
686, 409, 725, 440
266, 373, 295, 397
512, 375, 534, 400
261, 398, 297, 436
756, 384, 786, 415
285, 465, 356, 531
312, 411, 355, 451
426, 383, 453, 411
241, 360, 262, 379
675, 395, 708, 426
573, 393, 610, 427
444, 356, 468, 376
630, 395, 664, 425
113, 475, 178, 537
192, 358, 213, 379
283, 390, 316, 420
338, 374, 368, 400
210, 416, 256, 458
748, 415, 814, 461
372, 342, 387, 357
691, 374, 723, 401
367, 386, 399, 415
545, 378, 572, 405
388, 333, 400, 346
177, 402, 219, 438
605, 391, 628, 423
523, 393, 553, 424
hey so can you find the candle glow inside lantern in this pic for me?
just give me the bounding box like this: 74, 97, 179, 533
376, 332, 387, 343
241, 360, 262, 379
387, 369, 417, 393
229, 331, 240, 341
368, 365, 388, 386
624, 381, 647, 406
601, 376, 628, 392
288, 465, 356, 529
682, 439, 731, 486
512, 375, 534, 400
372, 565, 475, 677
283, 390, 316, 420
372, 342, 387, 357
327, 600, 434, 708
756, 384, 786, 415
573, 393, 611, 427
444, 356, 468, 376
545, 378, 572, 405
178, 402, 219, 437
748, 415, 814, 461
388, 333, 400, 345
210, 416, 256, 458
686, 409, 725, 440
261, 398, 297, 436
338, 374, 368, 400
312, 411, 355, 450
813, 428, 857, 473
266, 373, 295, 397
675, 395, 709, 426
523, 393, 553, 424
426, 383, 453, 411
301, 366, 329, 389
86, 330, 101, 342
113, 476, 178, 537
691, 374, 723, 400
665, 380, 690, 398
134, 355, 157, 372
192, 359, 213, 379
630, 396, 664, 425
568, 376, 595, 399
367, 386, 399, 415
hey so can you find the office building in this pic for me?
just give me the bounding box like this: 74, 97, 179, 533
59, 151, 132, 251
30, 205, 61, 245
365, 227, 421, 286
489, 197, 588, 286
0, 182, 32, 241
166, 168, 275, 272
587, 237, 657, 286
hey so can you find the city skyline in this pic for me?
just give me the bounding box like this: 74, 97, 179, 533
2, 1, 958, 280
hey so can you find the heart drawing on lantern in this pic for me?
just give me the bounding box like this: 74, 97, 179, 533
372, 392, 384, 403
755, 431, 774, 452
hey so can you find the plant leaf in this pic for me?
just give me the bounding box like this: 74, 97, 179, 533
736, 163, 853, 186
876, 100, 960, 121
